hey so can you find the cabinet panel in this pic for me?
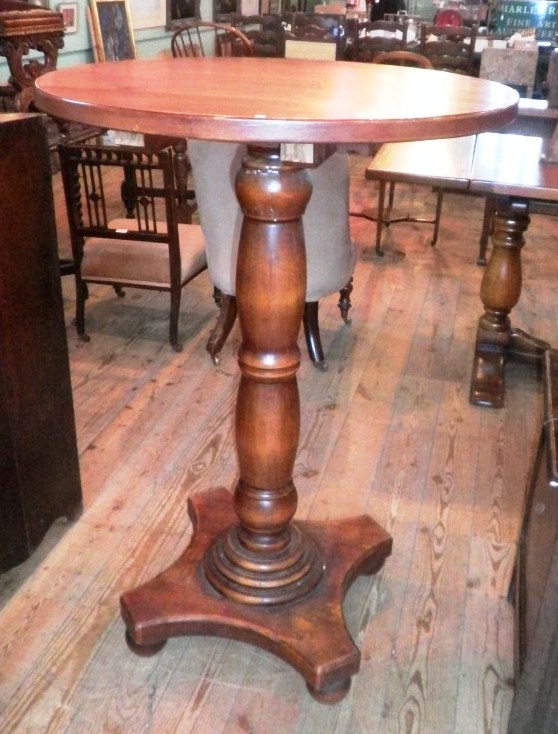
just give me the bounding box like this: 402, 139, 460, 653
0, 113, 82, 573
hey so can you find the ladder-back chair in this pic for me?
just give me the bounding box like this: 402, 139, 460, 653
350, 19, 409, 62
419, 23, 478, 75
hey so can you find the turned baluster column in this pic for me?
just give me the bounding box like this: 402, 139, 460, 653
470, 197, 529, 407
204, 144, 324, 604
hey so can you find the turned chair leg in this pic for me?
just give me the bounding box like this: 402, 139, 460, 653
338, 278, 353, 324
303, 301, 326, 371
375, 180, 387, 256
75, 278, 90, 343
206, 291, 238, 364
169, 288, 182, 353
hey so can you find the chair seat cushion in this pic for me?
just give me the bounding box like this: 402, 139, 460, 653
81, 219, 206, 288
188, 140, 355, 301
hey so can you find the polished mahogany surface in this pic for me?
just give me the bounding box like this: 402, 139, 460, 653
35, 57, 518, 144
471, 132, 558, 200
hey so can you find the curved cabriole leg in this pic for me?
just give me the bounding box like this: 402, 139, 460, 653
169, 287, 182, 353
303, 301, 326, 371
338, 277, 353, 324
470, 196, 548, 408
120, 146, 392, 701
206, 293, 238, 364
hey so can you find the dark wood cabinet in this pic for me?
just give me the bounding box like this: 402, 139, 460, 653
0, 113, 82, 573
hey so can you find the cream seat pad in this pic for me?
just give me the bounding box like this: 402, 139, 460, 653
81, 219, 206, 288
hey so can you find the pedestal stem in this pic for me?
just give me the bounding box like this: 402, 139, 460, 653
203, 144, 324, 605
470, 196, 549, 408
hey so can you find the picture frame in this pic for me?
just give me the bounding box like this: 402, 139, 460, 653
166, 0, 200, 30
88, 0, 136, 63
57, 2, 78, 34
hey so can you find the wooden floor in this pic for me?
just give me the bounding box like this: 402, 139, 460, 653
1, 153, 556, 733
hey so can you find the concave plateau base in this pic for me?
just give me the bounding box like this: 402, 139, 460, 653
120, 487, 392, 703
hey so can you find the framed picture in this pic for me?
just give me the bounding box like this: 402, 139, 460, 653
57, 2, 78, 33
166, 0, 200, 29
88, 0, 136, 62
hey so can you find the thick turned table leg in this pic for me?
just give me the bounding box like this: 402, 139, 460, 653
470, 197, 549, 408
120, 145, 392, 702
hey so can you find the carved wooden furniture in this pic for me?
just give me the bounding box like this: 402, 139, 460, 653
0, 0, 64, 113
58, 140, 207, 352
0, 113, 82, 573
361, 134, 476, 254
469, 132, 558, 408
188, 140, 355, 370
508, 348, 558, 734
170, 20, 253, 57
419, 23, 478, 75
35, 56, 517, 701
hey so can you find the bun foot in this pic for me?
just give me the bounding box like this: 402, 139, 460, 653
307, 677, 351, 704
125, 630, 167, 657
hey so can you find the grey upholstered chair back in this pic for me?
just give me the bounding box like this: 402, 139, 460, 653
187, 140, 355, 302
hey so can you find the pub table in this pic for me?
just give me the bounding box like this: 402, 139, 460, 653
35, 58, 517, 702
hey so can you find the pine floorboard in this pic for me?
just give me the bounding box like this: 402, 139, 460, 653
0, 154, 555, 733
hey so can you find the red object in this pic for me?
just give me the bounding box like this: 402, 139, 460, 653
434, 8, 463, 26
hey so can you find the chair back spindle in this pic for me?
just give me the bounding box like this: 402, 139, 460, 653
171, 21, 253, 58
58, 141, 206, 351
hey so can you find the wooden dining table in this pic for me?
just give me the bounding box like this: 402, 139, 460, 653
35, 57, 518, 703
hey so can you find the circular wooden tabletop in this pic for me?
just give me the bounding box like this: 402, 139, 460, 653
35, 57, 518, 144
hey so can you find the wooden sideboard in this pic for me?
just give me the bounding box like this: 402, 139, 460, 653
0, 113, 82, 573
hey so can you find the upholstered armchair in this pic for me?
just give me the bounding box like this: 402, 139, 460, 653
188, 140, 355, 370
